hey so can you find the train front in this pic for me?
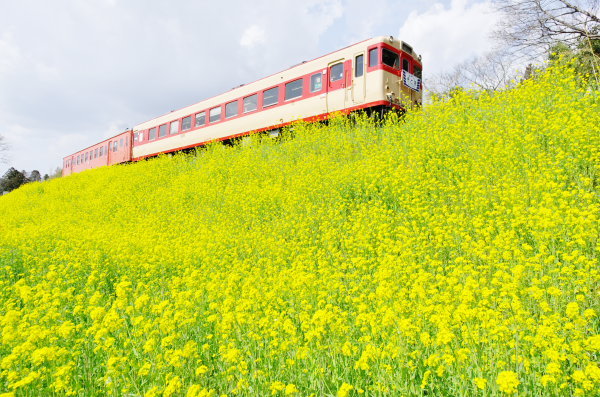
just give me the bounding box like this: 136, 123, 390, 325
368, 36, 423, 110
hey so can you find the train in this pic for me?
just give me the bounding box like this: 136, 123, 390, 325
62, 36, 422, 176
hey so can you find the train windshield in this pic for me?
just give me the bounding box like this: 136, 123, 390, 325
414, 65, 422, 79
382, 48, 399, 69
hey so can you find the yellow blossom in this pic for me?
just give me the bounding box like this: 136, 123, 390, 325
496, 371, 520, 394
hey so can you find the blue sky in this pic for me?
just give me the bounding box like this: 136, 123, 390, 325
0, 0, 499, 174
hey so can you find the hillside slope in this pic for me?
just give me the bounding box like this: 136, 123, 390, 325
0, 64, 599, 396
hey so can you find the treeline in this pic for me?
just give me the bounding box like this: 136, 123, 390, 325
0, 167, 61, 194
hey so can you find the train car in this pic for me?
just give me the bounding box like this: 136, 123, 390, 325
62, 130, 132, 176
62, 36, 422, 176
132, 36, 422, 161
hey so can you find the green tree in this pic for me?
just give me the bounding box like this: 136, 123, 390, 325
29, 170, 42, 182
549, 33, 600, 85
0, 167, 28, 193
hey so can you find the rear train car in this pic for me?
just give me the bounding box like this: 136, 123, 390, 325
62, 130, 132, 176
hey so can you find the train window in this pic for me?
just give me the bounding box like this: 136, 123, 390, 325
149, 128, 156, 140
285, 79, 303, 100
382, 49, 399, 69
94, 148, 98, 158
113, 141, 118, 152
182, 116, 192, 131
369, 48, 379, 67
170, 120, 179, 134
120, 138, 124, 147
195, 111, 206, 127
76, 155, 79, 165
225, 101, 238, 118
85, 152, 89, 162
99, 146, 103, 156
330, 63, 343, 82
310, 73, 322, 92
402, 59, 409, 72
209, 107, 222, 123
355, 55, 364, 77
263, 87, 279, 107
402, 59, 410, 72
159, 125, 167, 138
414, 65, 422, 79
243, 94, 258, 113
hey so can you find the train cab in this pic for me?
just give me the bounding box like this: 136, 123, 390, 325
364, 37, 423, 110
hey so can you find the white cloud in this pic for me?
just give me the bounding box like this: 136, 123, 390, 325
240, 25, 267, 49
0, 33, 21, 74
399, 0, 500, 77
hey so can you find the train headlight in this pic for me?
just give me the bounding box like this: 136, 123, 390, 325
386, 92, 396, 102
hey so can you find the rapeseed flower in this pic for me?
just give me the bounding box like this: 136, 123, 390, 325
497, 371, 520, 394
0, 63, 598, 395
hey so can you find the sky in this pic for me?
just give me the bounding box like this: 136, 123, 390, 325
0, 0, 500, 175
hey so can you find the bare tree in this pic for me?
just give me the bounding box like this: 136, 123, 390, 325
426, 50, 523, 99
493, 1, 600, 57
0, 135, 8, 164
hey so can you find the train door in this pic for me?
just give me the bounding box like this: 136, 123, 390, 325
107, 141, 112, 165
352, 52, 366, 104
326, 59, 351, 113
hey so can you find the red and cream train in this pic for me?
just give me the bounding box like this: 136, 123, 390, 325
62, 36, 422, 176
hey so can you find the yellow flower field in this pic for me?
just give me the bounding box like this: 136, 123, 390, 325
0, 64, 598, 396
